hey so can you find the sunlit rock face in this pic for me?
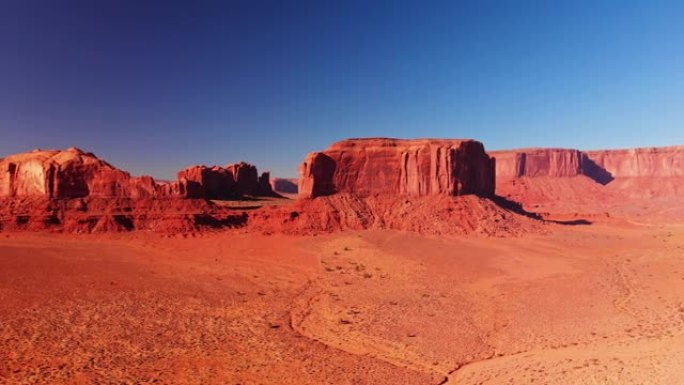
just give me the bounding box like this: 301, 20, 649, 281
0, 147, 159, 199
298, 138, 496, 199
491, 146, 684, 199
0, 147, 276, 201
584, 146, 684, 178
490, 148, 584, 178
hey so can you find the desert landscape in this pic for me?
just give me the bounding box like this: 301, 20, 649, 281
3, 2, 683, 384
2, 139, 684, 384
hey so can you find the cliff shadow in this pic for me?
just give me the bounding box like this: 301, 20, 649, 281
491, 195, 543, 220
193, 213, 248, 229
311, 153, 337, 196
582, 157, 614, 185
491, 195, 593, 226
547, 218, 593, 226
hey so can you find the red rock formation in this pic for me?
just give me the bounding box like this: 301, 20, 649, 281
226, 162, 258, 196
257, 171, 275, 196
0, 147, 163, 199
298, 138, 495, 198
490, 148, 584, 178
0, 146, 538, 236
492, 146, 684, 182
0, 147, 276, 202
250, 193, 539, 236
491, 145, 684, 204
0, 196, 248, 234
585, 146, 684, 178
271, 178, 298, 195
176, 165, 237, 199
583, 146, 684, 198
175, 161, 274, 199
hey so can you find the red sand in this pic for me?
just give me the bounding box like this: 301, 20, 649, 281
2, 203, 684, 384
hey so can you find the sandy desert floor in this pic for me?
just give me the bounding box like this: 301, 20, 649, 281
2, 216, 684, 384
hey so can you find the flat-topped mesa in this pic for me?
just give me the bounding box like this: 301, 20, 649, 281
491, 146, 684, 181
298, 138, 496, 199
0, 147, 160, 199
490, 148, 584, 178
491, 145, 684, 201
585, 146, 684, 178
176, 161, 274, 199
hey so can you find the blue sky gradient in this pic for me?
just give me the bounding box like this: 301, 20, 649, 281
1, 0, 683, 178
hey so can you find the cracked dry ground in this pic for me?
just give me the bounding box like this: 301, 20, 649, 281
2, 221, 684, 384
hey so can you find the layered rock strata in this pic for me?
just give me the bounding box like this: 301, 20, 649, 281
298, 138, 495, 198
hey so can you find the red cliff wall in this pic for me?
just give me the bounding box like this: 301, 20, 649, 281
176, 162, 274, 199
492, 146, 684, 180
0, 147, 275, 201
491, 145, 684, 200
490, 148, 584, 178
298, 138, 495, 198
270, 178, 299, 194
584, 146, 684, 178
0, 147, 162, 199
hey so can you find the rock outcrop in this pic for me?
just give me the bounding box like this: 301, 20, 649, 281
270, 178, 298, 195
298, 138, 495, 198
0, 147, 163, 199
585, 146, 684, 178
0, 144, 541, 236
250, 193, 541, 237
584, 146, 684, 198
491, 145, 684, 204
492, 146, 684, 183
0, 196, 248, 233
176, 161, 274, 199
0, 148, 275, 201
490, 148, 584, 178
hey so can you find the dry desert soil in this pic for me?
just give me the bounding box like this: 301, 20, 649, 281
2, 214, 684, 384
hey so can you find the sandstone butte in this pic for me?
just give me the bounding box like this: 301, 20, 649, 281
298, 138, 496, 199
176, 162, 274, 199
0, 147, 274, 200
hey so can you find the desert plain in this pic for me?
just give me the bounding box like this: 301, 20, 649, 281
3, 212, 684, 384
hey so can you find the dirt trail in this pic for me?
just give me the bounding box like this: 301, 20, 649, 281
290, 279, 451, 380
451, 331, 684, 384
281, 224, 684, 384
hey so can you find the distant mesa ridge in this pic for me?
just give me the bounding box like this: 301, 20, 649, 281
491, 146, 684, 200
2, 141, 684, 202
270, 178, 298, 195
2, 139, 684, 234
491, 146, 684, 181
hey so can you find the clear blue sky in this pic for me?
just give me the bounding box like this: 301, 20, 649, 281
1, 0, 683, 179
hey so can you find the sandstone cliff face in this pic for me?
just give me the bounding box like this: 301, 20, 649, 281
490, 149, 584, 178
176, 161, 274, 199
584, 146, 684, 178
0, 147, 161, 199
0, 147, 275, 201
271, 178, 298, 194
299, 138, 495, 198
492, 146, 684, 181
491, 145, 684, 201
